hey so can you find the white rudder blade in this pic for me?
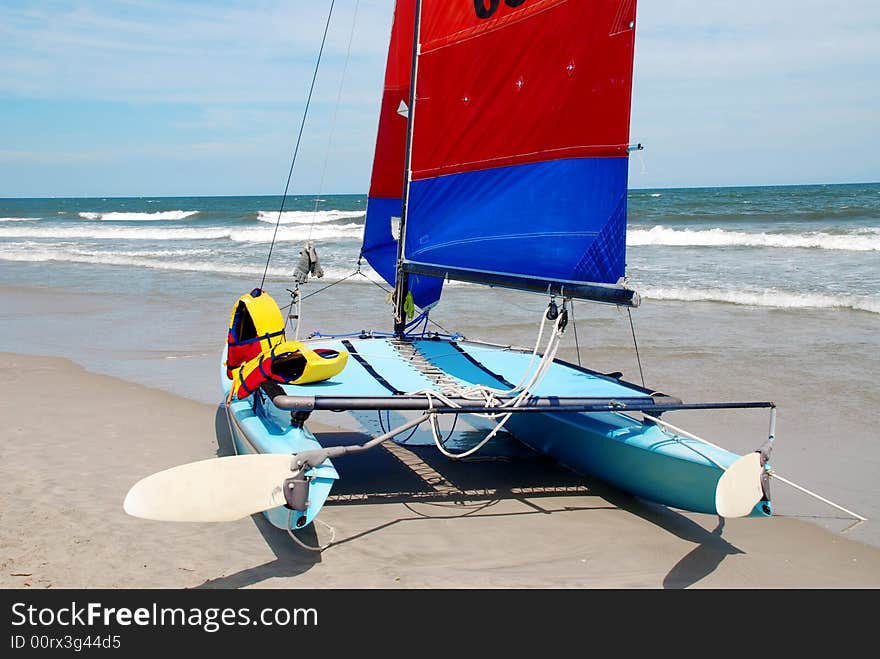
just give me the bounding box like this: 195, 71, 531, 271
715, 452, 765, 518
123, 454, 296, 522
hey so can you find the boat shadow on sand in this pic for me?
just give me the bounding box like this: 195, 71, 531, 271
194, 407, 324, 589
198, 407, 741, 589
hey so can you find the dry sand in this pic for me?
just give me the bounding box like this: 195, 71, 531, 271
1, 352, 879, 589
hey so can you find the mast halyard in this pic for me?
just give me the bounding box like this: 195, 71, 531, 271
392, 0, 422, 335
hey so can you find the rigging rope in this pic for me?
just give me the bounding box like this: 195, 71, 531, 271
570, 298, 582, 366
259, 0, 336, 291
308, 0, 361, 242
627, 306, 646, 387
300, 269, 360, 302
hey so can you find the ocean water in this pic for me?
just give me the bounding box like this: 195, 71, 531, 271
1, 183, 877, 315
1, 183, 878, 547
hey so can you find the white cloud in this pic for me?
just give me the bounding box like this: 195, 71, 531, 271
631, 0, 880, 186
0, 1, 877, 193
0, 0, 393, 105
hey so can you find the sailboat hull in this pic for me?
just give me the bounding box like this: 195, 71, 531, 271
221, 336, 769, 525
222, 355, 339, 531
505, 411, 770, 517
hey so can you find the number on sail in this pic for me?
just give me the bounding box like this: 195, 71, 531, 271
475, 0, 528, 20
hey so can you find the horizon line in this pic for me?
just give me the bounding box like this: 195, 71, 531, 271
2, 179, 878, 200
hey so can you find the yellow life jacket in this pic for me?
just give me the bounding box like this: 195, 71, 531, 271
229, 340, 349, 401
225, 288, 286, 379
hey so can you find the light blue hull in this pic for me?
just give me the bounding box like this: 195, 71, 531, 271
413, 337, 769, 516
221, 335, 769, 527
221, 354, 338, 531
505, 411, 769, 516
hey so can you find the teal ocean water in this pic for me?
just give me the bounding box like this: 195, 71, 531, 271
1, 183, 878, 314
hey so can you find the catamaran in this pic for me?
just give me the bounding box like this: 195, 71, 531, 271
125, 1, 863, 544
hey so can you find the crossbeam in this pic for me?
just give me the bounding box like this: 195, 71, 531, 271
271, 394, 775, 416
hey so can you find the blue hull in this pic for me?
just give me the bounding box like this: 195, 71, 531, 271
221, 335, 770, 525
222, 354, 338, 531
506, 412, 770, 516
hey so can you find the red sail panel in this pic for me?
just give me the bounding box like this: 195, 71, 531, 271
413, 0, 637, 180
363, 1, 443, 309
368, 0, 414, 199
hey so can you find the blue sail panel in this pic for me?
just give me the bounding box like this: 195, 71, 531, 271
362, 196, 443, 309
361, 196, 400, 289
404, 157, 629, 289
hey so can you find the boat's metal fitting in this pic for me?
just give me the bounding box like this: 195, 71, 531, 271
290, 410, 311, 428
283, 475, 311, 512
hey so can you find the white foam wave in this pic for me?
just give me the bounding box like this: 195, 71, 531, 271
229, 223, 365, 243
69, 247, 215, 258
0, 223, 364, 242
628, 226, 880, 251
638, 286, 880, 314
78, 210, 200, 221
255, 210, 365, 224
0, 217, 41, 222
0, 245, 287, 278
0, 243, 382, 283
0, 226, 229, 240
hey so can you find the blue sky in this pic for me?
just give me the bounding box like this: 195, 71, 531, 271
0, 0, 877, 197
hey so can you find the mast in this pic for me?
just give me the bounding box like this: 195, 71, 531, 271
392, 0, 422, 335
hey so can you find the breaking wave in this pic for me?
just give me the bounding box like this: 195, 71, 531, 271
77, 210, 200, 221
255, 210, 365, 224
0, 243, 383, 283
638, 286, 880, 314
0, 223, 364, 242
627, 226, 880, 251
0, 217, 41, 222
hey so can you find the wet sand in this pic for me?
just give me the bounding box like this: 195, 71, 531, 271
1, 352, 878, 589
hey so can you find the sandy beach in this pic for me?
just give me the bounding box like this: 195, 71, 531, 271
2, 351, 879, 589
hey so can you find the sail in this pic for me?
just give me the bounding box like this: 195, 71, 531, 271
401, 0, 639, 304
362, 0, 443, 310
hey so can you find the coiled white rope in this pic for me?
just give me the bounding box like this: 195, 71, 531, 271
411, 302, 568, 460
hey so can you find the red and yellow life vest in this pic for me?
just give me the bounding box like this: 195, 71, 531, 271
225, 288, 286, 379
229, 340, 349, 401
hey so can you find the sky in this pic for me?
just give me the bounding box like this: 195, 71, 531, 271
0, 0, 877, 197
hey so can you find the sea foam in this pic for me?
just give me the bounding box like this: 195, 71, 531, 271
77, 210, 200, 221
0, 223, 364, 242
256, 210, 365, 224
0, 243, 382, 283
638, 286, 880, 314
627, 226, 880, 251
